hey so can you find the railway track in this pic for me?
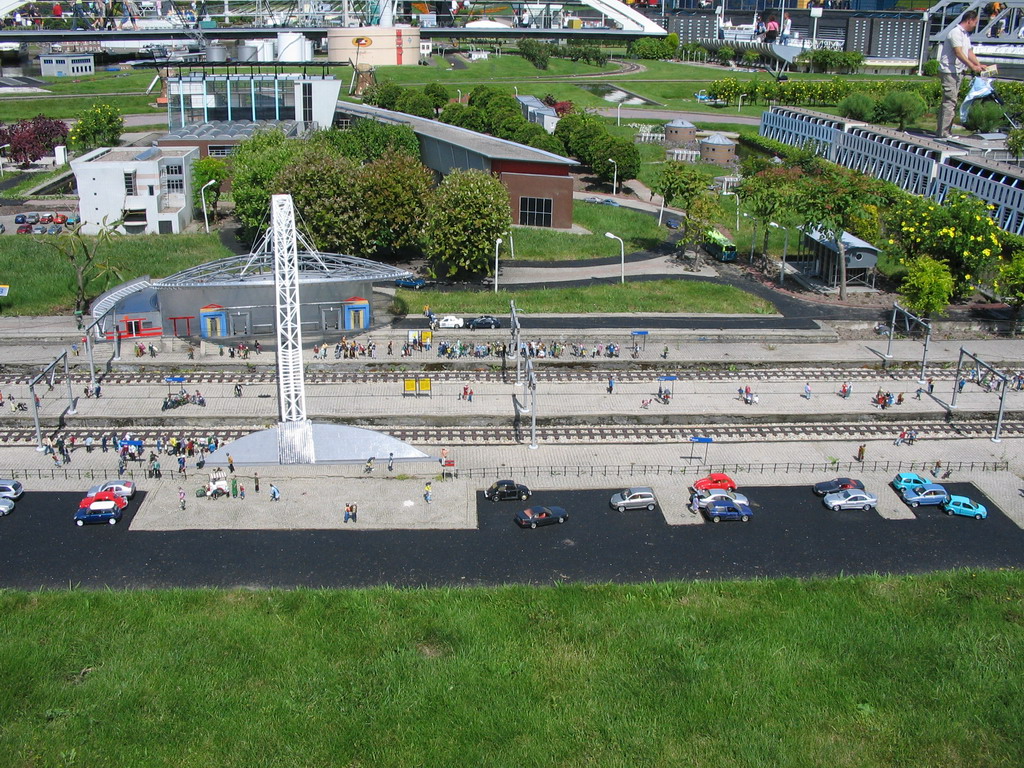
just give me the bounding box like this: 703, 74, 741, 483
0, 365, 982, 387
0, 419, 1019, 447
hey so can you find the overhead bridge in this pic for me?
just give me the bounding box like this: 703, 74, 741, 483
0, 24, 664, 45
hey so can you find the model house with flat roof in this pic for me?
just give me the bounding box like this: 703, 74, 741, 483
71, 146, 199, 235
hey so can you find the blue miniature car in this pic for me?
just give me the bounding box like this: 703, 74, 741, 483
901, 483, 949, 508
704, 499, 753, 523
395, 277, 427, 290
942, 495, 988, 519
891, 472, 930, 493
74, 500, 123, 526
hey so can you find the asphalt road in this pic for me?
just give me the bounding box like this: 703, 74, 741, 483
0, 484, 1019, 589
395, 314, 822, 331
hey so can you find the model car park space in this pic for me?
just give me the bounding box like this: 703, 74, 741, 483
0, 483, 1021, 589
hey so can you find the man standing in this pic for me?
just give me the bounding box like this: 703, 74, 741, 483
937, 10, 984, 139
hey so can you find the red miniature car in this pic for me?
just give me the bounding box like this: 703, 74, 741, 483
691, 473, 737, 492
77, 490, 128, 510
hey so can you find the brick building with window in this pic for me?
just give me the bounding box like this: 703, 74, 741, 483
336, 102, 578, 230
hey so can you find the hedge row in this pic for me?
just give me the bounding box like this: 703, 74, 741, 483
705, 77, 942, 107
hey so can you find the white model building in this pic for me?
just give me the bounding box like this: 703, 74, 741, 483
71, 145, 199, 235
39, 53, 94, 77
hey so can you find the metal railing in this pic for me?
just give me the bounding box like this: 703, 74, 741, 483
455, 460, 1009, 480
3, 467, 143, 482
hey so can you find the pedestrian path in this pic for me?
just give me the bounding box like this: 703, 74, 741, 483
7, 434, 1021, 534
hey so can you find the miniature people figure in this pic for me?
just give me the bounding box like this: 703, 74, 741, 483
254, 472, 260, 493
856, 444, 866, 462
424, 482, 432, 504
804, 383, 812, 400
270, 483, 280, 501
388, 453, 394, 472
231, 478, 238, 498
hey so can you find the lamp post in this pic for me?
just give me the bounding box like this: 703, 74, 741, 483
604, 231, 625, 284
514, 85, 518, 96
494, 237, 502, 294
200, 178, 217, 234
0, 144, 9, 179
769, 221, 791, 285
616, 102, 621, 126
742, 212, 757, 263
608, 157, 618, 196
457, 88, 462, 102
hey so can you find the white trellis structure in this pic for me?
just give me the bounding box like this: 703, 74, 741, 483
272, 194, 316, 464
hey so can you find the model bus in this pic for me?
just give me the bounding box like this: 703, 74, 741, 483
704, 229, 737, 262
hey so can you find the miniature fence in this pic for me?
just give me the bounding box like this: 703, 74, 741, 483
4, 467, 144, 482
456, 460, 1009, 480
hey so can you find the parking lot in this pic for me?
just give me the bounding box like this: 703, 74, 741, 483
0, 208, 79, 236
0, 482, 1020, 589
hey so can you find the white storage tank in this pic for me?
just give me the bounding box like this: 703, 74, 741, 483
236, 44, 258, 62
276, 32, 312, 62
205, 44, 228, 63
244, 38, 276, 62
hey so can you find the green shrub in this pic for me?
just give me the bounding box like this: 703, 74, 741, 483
741, 49, 761, 66
876, 91, 926, 131
838, 92, 877, 121
922, 59, 940, 77
965, 100, 1008, 132
717, 46, 735, 65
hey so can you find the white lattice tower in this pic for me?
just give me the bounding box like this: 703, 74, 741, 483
271, 194, 315, 464
272, 194, 306, 423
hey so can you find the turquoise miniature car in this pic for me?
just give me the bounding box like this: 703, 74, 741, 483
891, 472, 929, 493
942, 495, 988, 519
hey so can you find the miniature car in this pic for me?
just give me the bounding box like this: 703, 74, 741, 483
891, 473, 930, 493
610, 486, 658, 512
25, 212, 40, 224
0, 479, 24, 500
0, 223, 4, 234
823, 489, 878, 511
813, 478, 865, 496
601, 199, 621, 207
65, 214, 80, 226
704, 499, 753, 523
14, 213, 27, 224
74, 500, 123, 526
466, 315, 500, 330
436, 315, 464, 329
17, 224, 32, 234
484, 479, 531, 502
31, 224, 47, 235
87, 480, 136, 499
694, 488, 749, 509
78, 491, 128, 510
942, 495, 988, 519
395, 277, 426, 290
0, 498, 14, 516
692, 473, 737, 492
901, 483, 949, 508
47, 224, 62, 235
53, 213, 67, 224
39, 212, 54, 224
665, 218, 681, 229
515, 505, 567, 528
583, 196, 604, 204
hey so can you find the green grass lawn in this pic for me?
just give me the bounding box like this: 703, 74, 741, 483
1, 571, 1022, 767
510, 201, 666, 261
0, 234, 234, 315
395, 279, 776, 315
0, 95, 161, 121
